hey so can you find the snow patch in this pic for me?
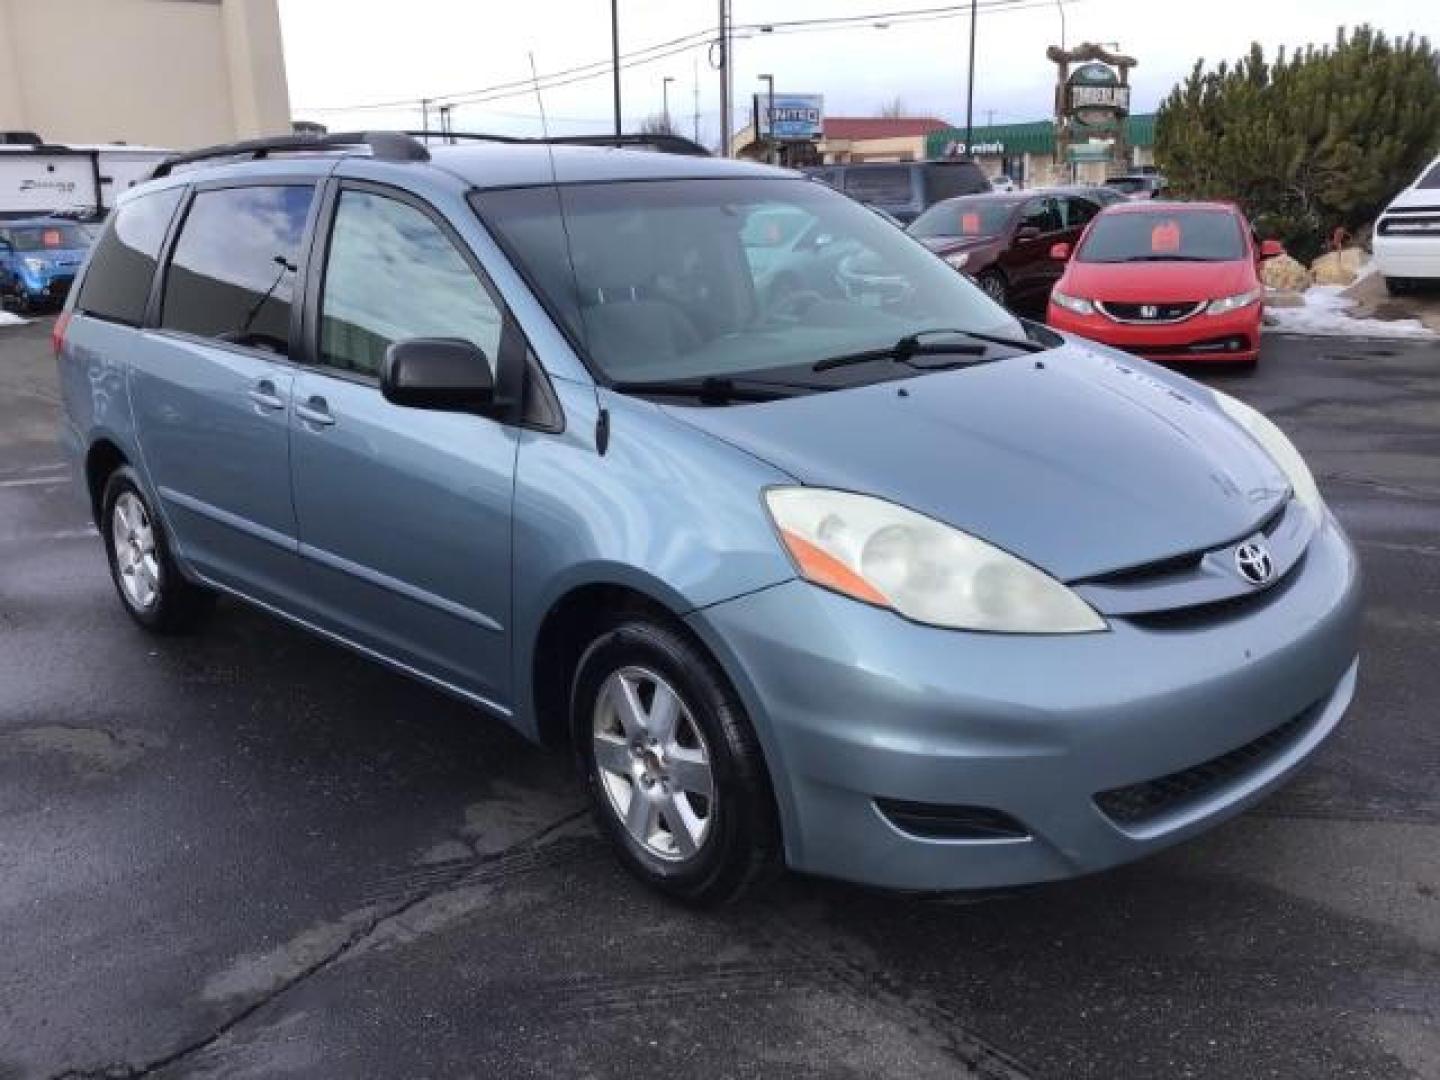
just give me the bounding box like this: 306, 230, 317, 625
1264, 284, 1435, 339
0, 310, 29, 327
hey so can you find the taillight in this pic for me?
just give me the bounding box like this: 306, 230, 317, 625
51, 310, 71, 357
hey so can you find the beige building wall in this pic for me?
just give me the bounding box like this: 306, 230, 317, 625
0, 0, 290, 149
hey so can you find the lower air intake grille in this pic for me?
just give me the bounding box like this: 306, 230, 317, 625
1094, 711, 1312, 827
876, 798, 1030, 840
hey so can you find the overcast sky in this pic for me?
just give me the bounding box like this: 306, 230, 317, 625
278, 0, 1434, 145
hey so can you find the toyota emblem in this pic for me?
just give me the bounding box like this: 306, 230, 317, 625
1140, 304, 1159, 319
1235, 541, 1274, 585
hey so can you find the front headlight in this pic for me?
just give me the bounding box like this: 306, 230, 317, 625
1206, 288, 1262, 315
1050, 289, 1094, 315
1212, 391, 1323, 514
764, 488, 1106, 633
943, 251, 970, 270
22, 257, 46, 275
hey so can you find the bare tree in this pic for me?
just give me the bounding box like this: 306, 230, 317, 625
876, 97, 907, 118
639, 112, 678, 137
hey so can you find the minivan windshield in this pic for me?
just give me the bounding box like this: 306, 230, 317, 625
1077, 210, 1245, 263
908, 197, 1017, 239
474, 177, 1025, 388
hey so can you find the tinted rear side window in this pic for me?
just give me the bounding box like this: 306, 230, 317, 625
923, 163, 988, 202
160, 185, 314, 354
76, 187, 183, 325
843, 167, 915, 205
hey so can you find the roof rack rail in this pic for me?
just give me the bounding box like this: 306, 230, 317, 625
404, 130, 711, 157
149, 131, 429, 179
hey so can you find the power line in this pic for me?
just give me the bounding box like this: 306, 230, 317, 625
294, 0, 1077, 116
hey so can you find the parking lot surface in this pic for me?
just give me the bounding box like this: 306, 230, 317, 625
1, 318, 1436, 1079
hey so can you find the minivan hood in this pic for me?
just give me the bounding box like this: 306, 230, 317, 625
665, 345, 1287, 580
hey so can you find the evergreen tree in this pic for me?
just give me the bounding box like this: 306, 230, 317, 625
1156, 26, 1440, 260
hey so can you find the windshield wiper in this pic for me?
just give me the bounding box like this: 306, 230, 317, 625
813, 327, 1040, 372
609, 375, 823, 404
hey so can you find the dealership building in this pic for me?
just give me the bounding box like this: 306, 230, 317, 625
0, 0, 290, 148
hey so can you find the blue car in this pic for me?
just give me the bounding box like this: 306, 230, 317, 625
0, 216, 91, 310
57, 133, 1361, 903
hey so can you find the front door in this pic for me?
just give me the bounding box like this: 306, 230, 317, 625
289, 185, 519, 707
129, 182, 316, 604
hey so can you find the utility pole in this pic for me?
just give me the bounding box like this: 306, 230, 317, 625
718, 0, 732, 157
662, 76, 675, 133
692, 55, 701, 143
964, 0, 977, 155
985, 109, 994, 128
611, 0, 622, 140
1056, 0, 1067, 49
420, 98, 431, 137
758, 74, 775, 165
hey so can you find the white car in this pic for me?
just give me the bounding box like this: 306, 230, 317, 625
1373, 154, 1440, 294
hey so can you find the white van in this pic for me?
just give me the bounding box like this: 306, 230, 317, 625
1373, 155, 1440, 294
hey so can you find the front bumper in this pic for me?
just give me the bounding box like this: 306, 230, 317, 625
689, 513, 1361, 891
1372, 234, 1440, 280
1047, 302, 1261, 362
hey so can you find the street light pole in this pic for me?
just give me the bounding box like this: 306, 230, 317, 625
662, 76, 675, 133
964, 0, 977, 155
718, 0, 732, 157
611, 0, 622, 140
1056, 0, 1066, 50
758, 74, 775, 164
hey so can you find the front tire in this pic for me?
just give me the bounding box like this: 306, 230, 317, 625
101, 466, 213, 633
572, 617, 781, 905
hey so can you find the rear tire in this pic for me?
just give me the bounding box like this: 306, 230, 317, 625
572, 616, 781, 905
100, 466, 214, 634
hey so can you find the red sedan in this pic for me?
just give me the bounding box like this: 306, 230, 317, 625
1045, 201, 1284, 366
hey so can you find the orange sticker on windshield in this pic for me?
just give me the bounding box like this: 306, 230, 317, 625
42, 229, 62, 247
1150, 221, 1181, 252
961, 212, 981, 235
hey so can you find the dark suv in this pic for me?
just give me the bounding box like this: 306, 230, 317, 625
803, 160, 989, 223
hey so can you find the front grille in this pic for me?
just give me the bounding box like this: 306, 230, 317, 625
1378, 214, 1440, 236
876, 798, 1030, 840
1094, 708, 1314, 827
1097, 300, 1204, 323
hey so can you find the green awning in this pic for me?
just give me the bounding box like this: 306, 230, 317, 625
925, 113, 1155, 158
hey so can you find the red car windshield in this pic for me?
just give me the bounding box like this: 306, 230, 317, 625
1078, 211, 1245, 263
908, 198, 1016, 239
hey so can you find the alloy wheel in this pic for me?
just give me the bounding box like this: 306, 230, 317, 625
112, 490, 161, 611
592, 666, 715, 862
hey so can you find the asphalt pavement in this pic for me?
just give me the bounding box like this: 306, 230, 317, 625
1, 317, 1436, 1079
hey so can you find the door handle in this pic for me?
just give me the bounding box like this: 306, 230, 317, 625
295, 396, 336, 427
247, 380, 286, 412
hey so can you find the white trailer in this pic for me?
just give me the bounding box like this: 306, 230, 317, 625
0, 144, 171, 219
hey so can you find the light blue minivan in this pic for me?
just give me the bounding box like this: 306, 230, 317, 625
57, 133, 1361, 903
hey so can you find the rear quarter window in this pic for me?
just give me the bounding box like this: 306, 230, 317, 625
76, 187, 184, 325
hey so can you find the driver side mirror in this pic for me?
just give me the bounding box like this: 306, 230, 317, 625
1259, 239, 1285, 259
382, 338, 494, 411
1049, 242, 1072, 261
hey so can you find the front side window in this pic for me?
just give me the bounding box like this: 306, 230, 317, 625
319, 190, 502, 379
1019, 198, 1061, 234
160, 185, 314, 354
77, 186, 184, 325
1078, 211, 1246, 263
475, 176, 1024, 388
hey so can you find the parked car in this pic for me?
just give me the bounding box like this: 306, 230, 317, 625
1046, 200, 1283, 366
906, 191, 1102, 310
803, 159, 990, 224
59, 133, 1359, 904
0, 216, 91, 310
1104, 174, 1166, 200
1372, 153, 1440, 295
